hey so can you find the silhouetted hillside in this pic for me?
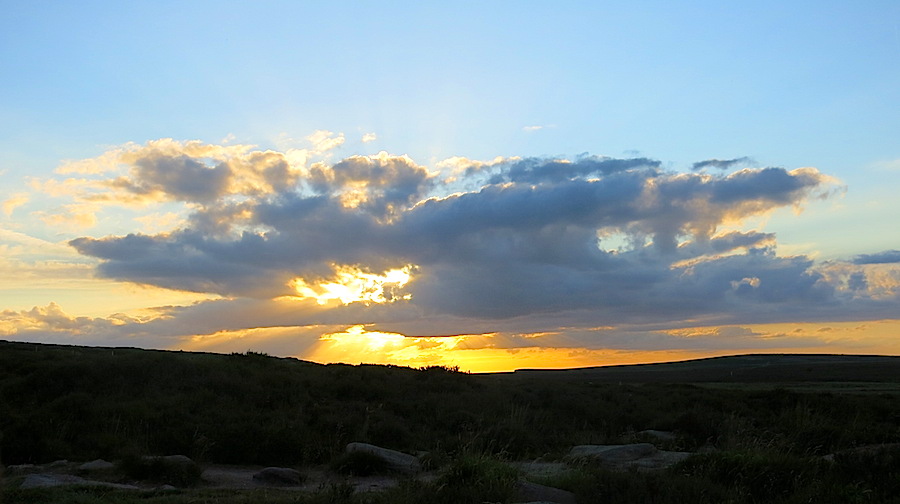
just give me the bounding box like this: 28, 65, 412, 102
2, 340, 900, 500
512, 353, 900, 383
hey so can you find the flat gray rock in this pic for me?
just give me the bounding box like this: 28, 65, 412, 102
7, 464, 38, 475
79, 459, 115, 471
515, 479, 577, 504
569, 443, 658, 462
20, 473, 139, 490
514, 461, 573, 480
346, 442, 421, 474
567, 443, 691, 471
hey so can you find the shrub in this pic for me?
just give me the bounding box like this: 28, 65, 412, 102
432, 453, 519, 504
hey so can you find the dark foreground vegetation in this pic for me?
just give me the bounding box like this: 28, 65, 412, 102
2, 340, 900, 503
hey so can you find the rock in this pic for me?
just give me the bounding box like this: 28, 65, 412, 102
569, 443, 658, 462
20, 473, 138, 489
49, 459, 71, 468
7, 464, 38, 475
629, 450, 692, 470
252, 467, 304, 485
567, 443, 691, 471
20, 474, 84, 488
345, 442, 422, 474
514, 479, 577, 504
513, 461, 573, 480
79, 459, 115, 472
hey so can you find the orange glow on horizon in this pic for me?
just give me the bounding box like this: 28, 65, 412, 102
169, 320, 900, 374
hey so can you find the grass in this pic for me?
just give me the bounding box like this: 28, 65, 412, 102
2, 341, 900, 503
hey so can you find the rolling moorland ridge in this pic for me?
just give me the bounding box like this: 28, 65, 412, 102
1, 340, 899, 503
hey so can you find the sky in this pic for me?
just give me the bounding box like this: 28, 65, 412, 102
1, 1, 898, 372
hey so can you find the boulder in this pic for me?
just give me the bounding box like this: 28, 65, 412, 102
513, 461, 572, 480
6, 464, 37, 475
569, 443, 658, 462
252, 467, 304, 485
21, 474, 86, 489
514, 479, 577, 504
630, 449, 692, 470
345, 442, 422, 474
79, 459, 115, 472
567, 443, 691, 471
20, 473, 138, 489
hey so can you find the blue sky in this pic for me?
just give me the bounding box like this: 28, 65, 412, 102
1, 2, 898, 370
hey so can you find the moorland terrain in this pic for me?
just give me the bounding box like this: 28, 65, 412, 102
1, 340, 899, 503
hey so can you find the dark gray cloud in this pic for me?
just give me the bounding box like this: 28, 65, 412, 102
708, 167, 822, 205
67, 149, 868, 332
489, 156, 661, 185
115, 155, 232, 203
853, 250, 900, 264
692, 156, 752, 171
308, 154, 433, 218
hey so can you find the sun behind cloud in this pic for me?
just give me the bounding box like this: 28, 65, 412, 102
287, 265, 413, 306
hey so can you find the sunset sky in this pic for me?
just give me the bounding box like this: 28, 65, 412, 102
1, 2, 898, 372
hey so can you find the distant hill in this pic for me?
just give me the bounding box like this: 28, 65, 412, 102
4, 340, 900, 502
0, 341, 900, 466
511, 353, 900, 383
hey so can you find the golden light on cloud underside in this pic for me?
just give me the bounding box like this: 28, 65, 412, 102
337, 181, 370, 209
289, 265, 413, 305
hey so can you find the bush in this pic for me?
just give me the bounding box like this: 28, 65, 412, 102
432, 453, 519, 504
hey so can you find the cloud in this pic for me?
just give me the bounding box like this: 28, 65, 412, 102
492, 156, 661, 184
9, 138, 898, 365
362, 132, 377, 143
853, 250, 900, 264
308, 151, 434, 217
60, 142, 855, 331
307, 130, 345, 152
2, 193, 29, 216
36, 203, 99, 230
120, 154, 232, 203
522, 124, 556, 132
0, 302, 151, 346
27, 139, 310, 230
692, 157, 753, 171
